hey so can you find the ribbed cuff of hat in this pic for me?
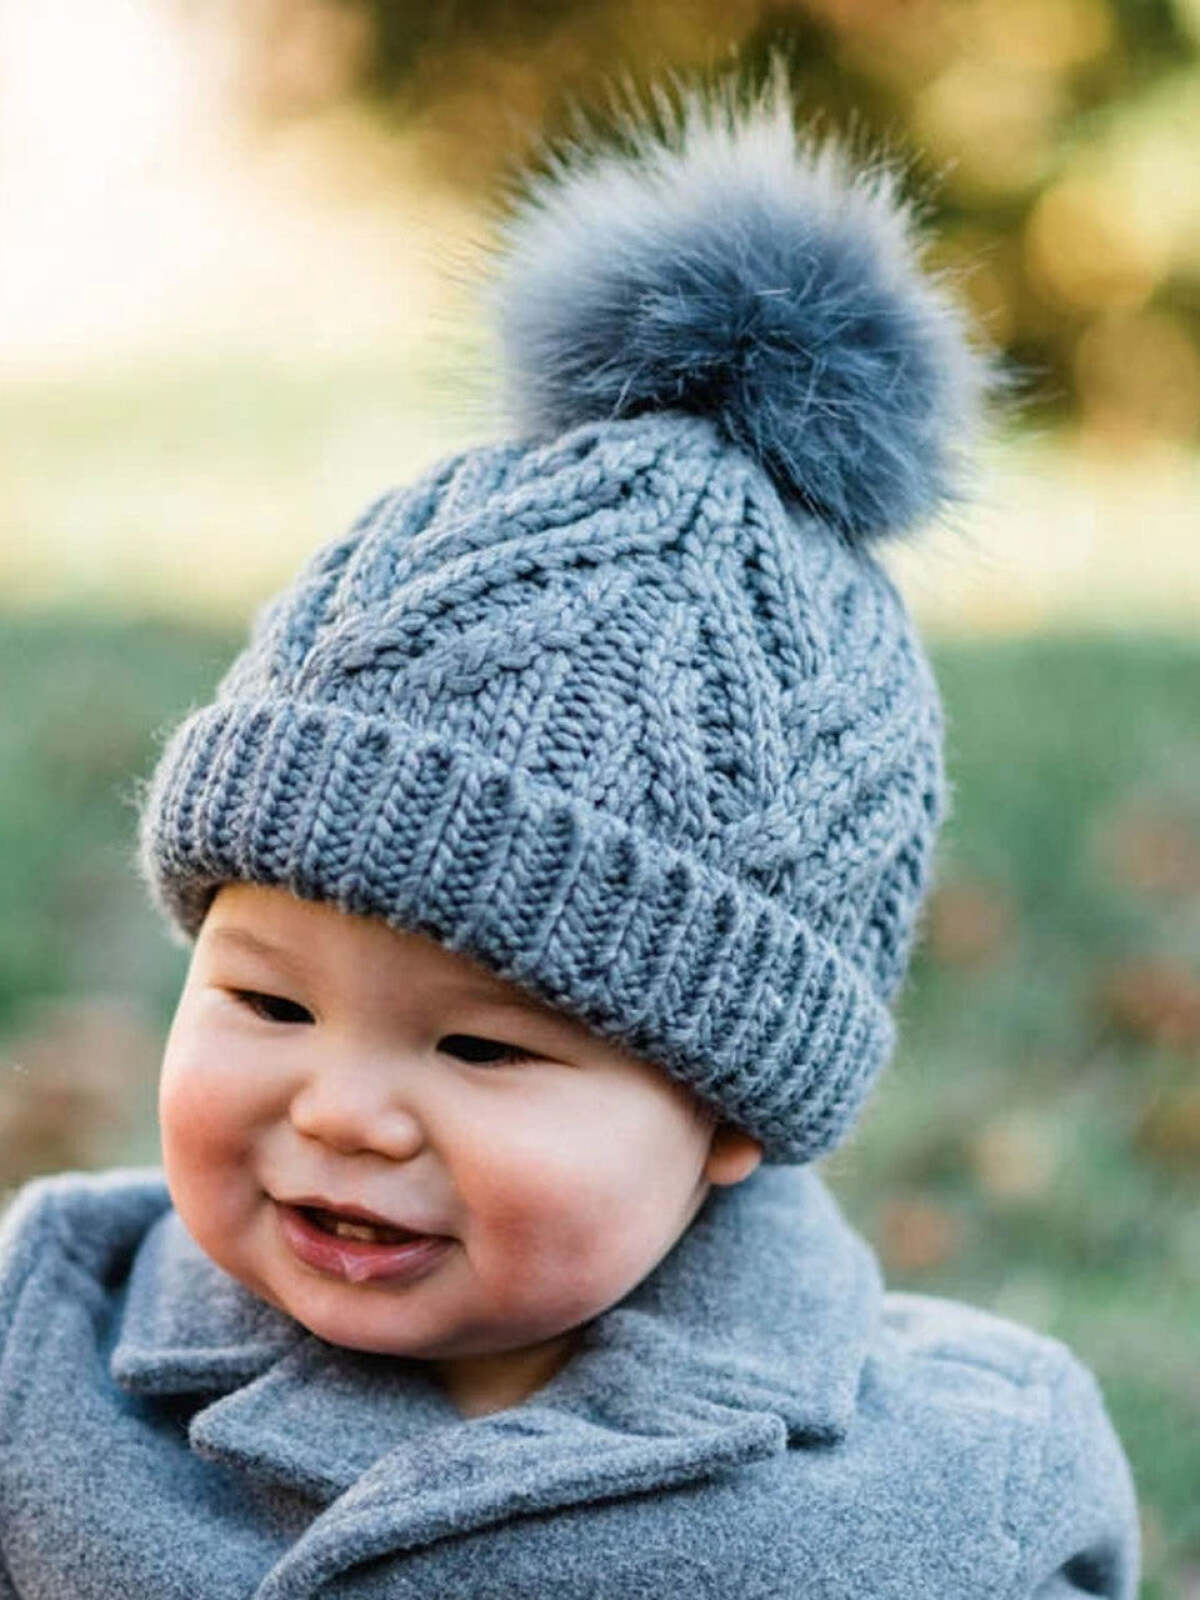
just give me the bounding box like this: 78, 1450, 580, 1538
139, 698, 895, 1164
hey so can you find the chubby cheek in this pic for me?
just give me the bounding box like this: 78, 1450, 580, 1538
158, 1002, 271, 1246
460, 1106, 701, 1338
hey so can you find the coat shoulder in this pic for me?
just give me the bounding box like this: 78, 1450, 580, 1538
878, 1287, 1072, 1385
0, 1167, 171, 1335
866, 1290, 1141, 1599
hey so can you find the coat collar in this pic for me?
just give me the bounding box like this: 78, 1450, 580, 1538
109, 1164, 881, 1589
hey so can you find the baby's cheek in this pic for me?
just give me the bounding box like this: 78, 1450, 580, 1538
505, 1184, 656, 1326
160, 1051, 236, 1160
159, 1050, 267, 1271
161, 1006, 273, 1152
461, 1177, 597, 1320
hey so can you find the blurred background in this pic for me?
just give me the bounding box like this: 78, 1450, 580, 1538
1, 1, 1198, 1591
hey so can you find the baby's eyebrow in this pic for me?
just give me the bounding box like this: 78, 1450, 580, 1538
462, 988, 567, 1026
206, 925, 308, 974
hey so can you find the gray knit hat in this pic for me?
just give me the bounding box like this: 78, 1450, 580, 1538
137, 81, 997, 1164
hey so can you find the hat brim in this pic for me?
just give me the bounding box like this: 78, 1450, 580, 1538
139, 697, 893, 1164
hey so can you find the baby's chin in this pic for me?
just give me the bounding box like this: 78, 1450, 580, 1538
273, 1271, 597, 1375
238, 1257, 554, 1365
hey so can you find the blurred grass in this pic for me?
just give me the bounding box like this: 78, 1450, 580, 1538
0, 349, 492, 620
4, 355, 1200, 633
0, 613, 1197, 1594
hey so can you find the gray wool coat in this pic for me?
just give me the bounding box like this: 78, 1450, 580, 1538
0, 1162, 1139, 1600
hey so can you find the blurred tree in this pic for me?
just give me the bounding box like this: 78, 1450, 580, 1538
220, 0, 1200, 433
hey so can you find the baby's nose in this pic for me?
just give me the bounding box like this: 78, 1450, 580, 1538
288, 1063, 426, 1160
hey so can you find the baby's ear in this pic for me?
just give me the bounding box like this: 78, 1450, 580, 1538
704, 1124, 764, 1187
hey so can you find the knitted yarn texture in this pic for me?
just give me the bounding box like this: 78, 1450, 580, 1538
138, 80, 996, 1163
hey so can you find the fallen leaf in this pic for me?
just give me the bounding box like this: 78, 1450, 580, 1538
924, 877, 1017, 969
1095, 960, 1200, 1055
1095, 806, 1200, 897
969, 1110, 1059, 1200
876, 1194, 965, 1274
1134, 1086, 1200, 1171
0, 997, 159, 1186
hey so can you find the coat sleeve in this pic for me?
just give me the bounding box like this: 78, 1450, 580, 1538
0, 1179, 59, 1600
1009, 1347, 1141, 1600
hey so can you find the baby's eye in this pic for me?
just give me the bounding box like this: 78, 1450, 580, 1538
232, 989, 315, 1025
438, 1033, 532, 1066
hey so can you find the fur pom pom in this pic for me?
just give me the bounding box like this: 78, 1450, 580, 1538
487, 74, 1000, 546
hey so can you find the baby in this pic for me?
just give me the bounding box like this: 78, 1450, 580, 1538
159, 879, 759, 1422
0, 78, 1139, 1599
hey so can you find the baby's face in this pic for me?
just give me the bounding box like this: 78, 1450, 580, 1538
159, 883, 760, 1415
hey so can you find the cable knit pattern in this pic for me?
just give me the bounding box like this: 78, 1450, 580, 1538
136, 87, 985, 1163
139, 415, 944, 1163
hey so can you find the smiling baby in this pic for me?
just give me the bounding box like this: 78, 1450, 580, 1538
0, 73, 1139, 1600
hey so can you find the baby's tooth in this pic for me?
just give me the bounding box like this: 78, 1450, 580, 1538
332, 1219, 382, 1241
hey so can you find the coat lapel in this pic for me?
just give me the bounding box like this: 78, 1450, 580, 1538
110, 1165, 882, 1595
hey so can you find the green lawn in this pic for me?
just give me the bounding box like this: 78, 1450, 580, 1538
1, 613, 1197, 1594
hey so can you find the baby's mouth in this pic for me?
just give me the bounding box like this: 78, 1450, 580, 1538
295, 1206, 422, 1246
277, 1201, 452, 1285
